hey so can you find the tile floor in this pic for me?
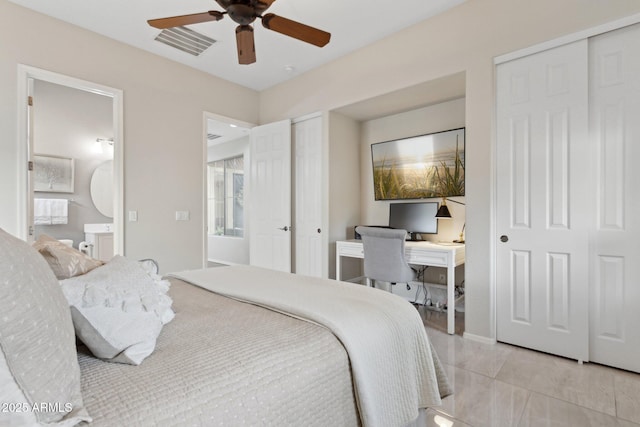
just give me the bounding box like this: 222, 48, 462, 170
419, 308, 640, 427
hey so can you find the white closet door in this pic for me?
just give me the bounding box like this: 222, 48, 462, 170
249, 119, 292, 272
496, 40, 591, 361
589, 23, 640, 373
293, 116, 326, 278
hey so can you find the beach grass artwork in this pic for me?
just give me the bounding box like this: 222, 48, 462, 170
371, 128, 465, 200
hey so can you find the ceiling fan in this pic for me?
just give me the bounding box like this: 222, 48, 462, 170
148, 0, 331, 65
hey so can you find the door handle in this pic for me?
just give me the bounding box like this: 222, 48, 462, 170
278, 226, 290, 232
500, 235, 509, 243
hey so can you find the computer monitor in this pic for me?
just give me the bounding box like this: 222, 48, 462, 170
389, 202, 438, 240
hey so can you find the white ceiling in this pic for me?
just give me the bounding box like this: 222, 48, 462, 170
207, 119, 250, 146
9, 0, 466, 91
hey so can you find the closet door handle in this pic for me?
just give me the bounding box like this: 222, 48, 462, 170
278, 226, 289, 232
500, 235, 509, 243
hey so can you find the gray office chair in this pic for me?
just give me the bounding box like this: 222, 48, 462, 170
355, 226, 414, 292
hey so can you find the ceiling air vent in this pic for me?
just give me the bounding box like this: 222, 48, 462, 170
207, 133, 222, 141
154, 26, 216, 56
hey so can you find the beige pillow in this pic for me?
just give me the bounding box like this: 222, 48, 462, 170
33, 234, 104, 279
0, 228, 90, 426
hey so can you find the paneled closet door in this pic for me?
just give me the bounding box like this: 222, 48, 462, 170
496, 40, 591, 362
589, 23, 640, 373
293, 115, 326, 278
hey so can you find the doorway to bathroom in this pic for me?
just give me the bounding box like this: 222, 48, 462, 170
17, 66, 124, 257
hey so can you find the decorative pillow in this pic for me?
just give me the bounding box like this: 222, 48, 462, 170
60, 255, 175, 365
33, 234, 104, 279
0, 228, 90, 426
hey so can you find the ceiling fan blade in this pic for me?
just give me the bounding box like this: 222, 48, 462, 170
254, 0, 276, 13
148, 11, 224, 29
262, 13, 330, 47
236, 25, 256, 65
254, 0, 276, 10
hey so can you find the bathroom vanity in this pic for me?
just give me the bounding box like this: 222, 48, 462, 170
82, 223, 113, 262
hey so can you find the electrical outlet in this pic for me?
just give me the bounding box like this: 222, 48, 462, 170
439, 274, 446, 283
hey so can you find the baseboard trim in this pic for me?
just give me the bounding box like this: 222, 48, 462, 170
462, 332, 496, 345
207, 259, 237, 266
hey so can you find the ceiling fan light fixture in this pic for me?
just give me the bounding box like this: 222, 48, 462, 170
227, 4, 258, 25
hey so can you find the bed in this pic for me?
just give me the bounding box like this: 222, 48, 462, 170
0, 229, 450, 427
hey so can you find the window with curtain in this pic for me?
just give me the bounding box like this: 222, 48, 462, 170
207, 156, 244, 237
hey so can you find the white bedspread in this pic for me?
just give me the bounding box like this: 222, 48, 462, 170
170, 265, 450, 427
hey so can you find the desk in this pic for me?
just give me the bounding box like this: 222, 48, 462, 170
336, 239, 465, 335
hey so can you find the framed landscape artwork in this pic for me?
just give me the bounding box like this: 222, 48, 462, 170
33, 154, 75, 193
371, 127, 465, 200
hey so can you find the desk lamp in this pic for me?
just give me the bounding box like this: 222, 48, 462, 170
435, 197, 465, 243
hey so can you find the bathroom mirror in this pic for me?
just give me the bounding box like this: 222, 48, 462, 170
90, 160, 113, 218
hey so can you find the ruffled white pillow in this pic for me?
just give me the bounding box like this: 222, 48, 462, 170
60, 255, 174, 365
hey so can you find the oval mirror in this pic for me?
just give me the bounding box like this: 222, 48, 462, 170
90, 160, 113, 218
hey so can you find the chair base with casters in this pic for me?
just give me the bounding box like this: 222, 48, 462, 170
366, 279, 398, 293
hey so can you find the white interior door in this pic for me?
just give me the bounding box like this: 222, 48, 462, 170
496, 40, 591, 362
249, 119, 292, 272
293, 115, 326, 278
588, 23, 640, 373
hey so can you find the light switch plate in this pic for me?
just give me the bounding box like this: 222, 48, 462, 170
176, 210, 190, 221
128, 210, 138, 222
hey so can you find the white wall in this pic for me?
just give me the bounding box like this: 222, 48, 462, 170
360, 98, 466, 243
258, 0, 640, 340
206, 136, 250, 265
327, 111, 361, 279
0, 0, 259, 273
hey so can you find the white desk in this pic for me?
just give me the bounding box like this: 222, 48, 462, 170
336, 239, 465, 334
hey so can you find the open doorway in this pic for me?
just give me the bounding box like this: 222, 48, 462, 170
17, 65, 124, 256
203, 112, 253, 267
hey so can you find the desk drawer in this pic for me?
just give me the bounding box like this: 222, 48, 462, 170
338, 243, 364, 258
406, 250, 448, 266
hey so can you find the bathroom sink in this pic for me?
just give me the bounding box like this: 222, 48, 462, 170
84, 223, 113, 233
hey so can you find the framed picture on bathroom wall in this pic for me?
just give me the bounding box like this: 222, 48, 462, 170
33, 154, 75, 193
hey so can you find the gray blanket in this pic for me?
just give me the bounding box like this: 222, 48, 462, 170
78, 278, 359, 426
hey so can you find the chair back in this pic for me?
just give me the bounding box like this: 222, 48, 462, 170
355, 226, 414, 283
